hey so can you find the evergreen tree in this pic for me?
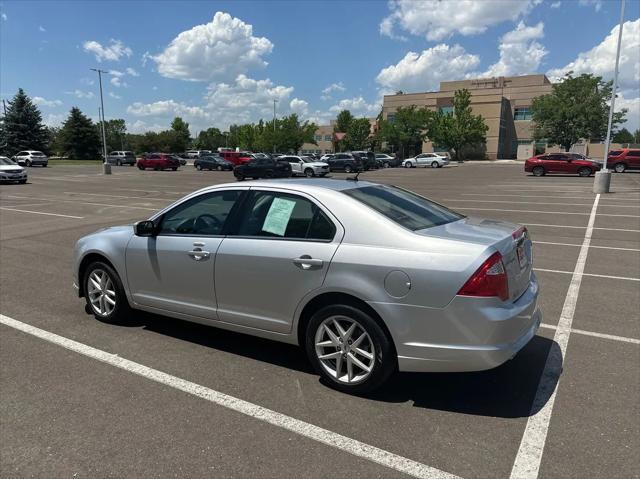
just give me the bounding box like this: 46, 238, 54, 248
59, 107, 101, 160
169, 117, 191, 152
612, 127, 634, 144
0, 88, 49, 156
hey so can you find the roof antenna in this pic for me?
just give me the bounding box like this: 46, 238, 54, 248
346, 169, 361, 182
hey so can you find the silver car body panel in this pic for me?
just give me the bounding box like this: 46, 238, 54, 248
73, 178, 540, 372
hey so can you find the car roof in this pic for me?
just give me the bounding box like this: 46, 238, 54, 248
208, 177, 380, 193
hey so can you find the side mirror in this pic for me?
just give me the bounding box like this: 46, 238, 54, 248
134, 220, 157, 237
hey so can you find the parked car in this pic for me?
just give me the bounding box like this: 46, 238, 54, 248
375, 153, 400, 168
12, 150, 48, 167
607, 148, 640, 173
73, 178, 540, 393
403, 153, 450, 168
351, 151, 377, 170
320, 154, 335, 162
194, 155, 234, 171
185, 150, 212, 159
524, 153, 601, 177
137, 153, 180, 171
326, 153, 362, 173
0, 156, 27, 183
280, 155, 330, 177
233, 157, 292, 181
106, 151, 136, 166
220, 150, 253, 166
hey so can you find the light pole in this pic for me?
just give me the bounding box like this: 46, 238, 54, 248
594, 0, 625, 193
273, 99, 277, 154
91, 68, 111, 175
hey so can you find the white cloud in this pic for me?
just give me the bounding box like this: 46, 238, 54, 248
39, 25, 46, 32
127, 99, 209, 119
66, 89, 95, 99
376, 44, 480, 93
152, 11, 273, 82
109, 92, 122, 100
1, 13, 7, 21
329, 96, 380, 117
579, 0, 602, 11
126, 67, 139, 77
321, 82, 346, 100
110, 70, 127, 88
33, 96, 62, 107
289, 98, 309, 116
380, 0, 538, 41
616, 94, 640, 132
547, 19, 640, 95
129, 120, 166, 134
482, 21, 548, 77
43, 113, 66, 127
83, 39, 132, 62
550, 1, 561, 8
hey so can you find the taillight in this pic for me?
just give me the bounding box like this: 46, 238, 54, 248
512, 226, 528, 240
458, 252, 509, 301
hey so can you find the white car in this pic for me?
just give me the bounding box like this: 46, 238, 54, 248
280, 155, 330, 177
12, 150, 48, 167
403, 153, 450, 168
0, 156, 27, 183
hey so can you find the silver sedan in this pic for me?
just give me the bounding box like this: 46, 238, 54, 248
73, 179, 541, 393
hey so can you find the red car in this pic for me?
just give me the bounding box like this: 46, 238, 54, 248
524, 153, 601, 177
137, 153, 181, 171
220, 150, 252, 166
607, 148, 640, 173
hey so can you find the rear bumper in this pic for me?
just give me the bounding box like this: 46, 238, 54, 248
370, 273, 541, 372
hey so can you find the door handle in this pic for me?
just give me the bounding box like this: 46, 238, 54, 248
187, 249, 211, 261
293, 256, 324, 270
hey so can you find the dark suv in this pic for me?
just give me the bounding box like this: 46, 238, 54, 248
607, 148, 640, 173
234, 157, 292, 181
351, 151, 377, 170
326, 153, 362, 173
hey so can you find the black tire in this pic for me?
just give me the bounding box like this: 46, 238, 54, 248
614, 162, 627, 173
344, 165, 353, 173
196, 164, 203, 171
42, 164, 47, 167
19, 180, 27, 184
404, 161, 412, 168
172, 167, 178, 171
578, 167, 592, 177
83, 261, 131, 324
235, 173, 245, 181
25, 160, 31, 167
305, 304, 396, 394
431, 161, 439, 168
532, 166, 545, 177
383, 162, 390, 168
265, 170, 274, 178
116, 160, 122, 166
137, 165, 144, 170
217, 165, 223, 171
304, 168, 315, 178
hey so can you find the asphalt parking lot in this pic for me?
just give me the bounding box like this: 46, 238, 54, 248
1, 163, 638, 478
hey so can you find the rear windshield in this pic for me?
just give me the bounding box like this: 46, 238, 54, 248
343, 185, 464, 231
124, 151, 134, 156
32, 151, 45, 156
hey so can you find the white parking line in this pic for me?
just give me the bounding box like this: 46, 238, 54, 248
5, 195, 159, 211
440, 198, 640, 209
63, 191, 179, 202
534, 268, 640, 282
511, 194, 599, 479
0, 207, 84, 219
534, 241, 640, 252
540, 323, 640, 345
525, 223, 640, 233
454, 207, 638, 218
0, 314, 459, 479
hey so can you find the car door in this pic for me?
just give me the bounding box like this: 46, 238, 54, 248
283, 156, 301, 175
627, 150, 640, 169
544, 154, 566, 173
125, 188, 246, 319
214, 189, 343, 333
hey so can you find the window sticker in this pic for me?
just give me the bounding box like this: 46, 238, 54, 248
262, 197, 296, 236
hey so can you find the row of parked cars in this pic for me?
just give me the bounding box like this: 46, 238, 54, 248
524, 148, 640, 176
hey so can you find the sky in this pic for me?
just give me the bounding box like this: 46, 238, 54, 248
1, 0, 639, 134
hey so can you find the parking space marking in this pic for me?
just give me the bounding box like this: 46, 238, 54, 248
441, 199, 640, 209
0, 207, 84, 219
525, 223, 640, 233
0, 314, 460, 479
540, 323, 640, 345
63, 191, 180, 202
4, 195, 159, 211
534, 268, 640, 282
454, 207, 638, 218
510, 194, 600, 479
534, 241, 640, 252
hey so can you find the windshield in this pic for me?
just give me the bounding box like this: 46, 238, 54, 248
343, 185, 464, 231
0, 158, 17, 166
301, 157, 313, 163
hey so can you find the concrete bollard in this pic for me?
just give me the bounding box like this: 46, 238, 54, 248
102, 163, 112, 175
593, 170, 611, 193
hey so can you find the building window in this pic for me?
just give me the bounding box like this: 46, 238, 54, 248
439, 106, 454, 116
514, 107, 532, 120
324, 135, 332, 141
387, 114, 395, 123
314, 134, 323, 141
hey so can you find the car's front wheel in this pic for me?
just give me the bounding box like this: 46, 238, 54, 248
404, 161, 412, 168
116, 160, 122, 166
25, 160, 32, 167
304, 168, 315, 177
84, 261, 130, 324
344, 165, 353, 173
305, 304, 396, 394
196, 164, 203, 171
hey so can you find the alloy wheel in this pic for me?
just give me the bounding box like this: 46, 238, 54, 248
314, 316, 375, 385
614, 163, 626, 173
86, 269, 117, 317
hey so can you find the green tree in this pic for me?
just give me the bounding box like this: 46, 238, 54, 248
194, 127, 225, 151
97, 119, 127, 152
58, 107, 101, 160
634, 129, 640, 143
0, 88, 49, 156
169, 117, 191, 152
346, 118, 372, 150
531, 73, 627, 151
425, 89, 489, 161
612, 127, 634, 144
333, 110, 354, 151
378, 105, 430, 159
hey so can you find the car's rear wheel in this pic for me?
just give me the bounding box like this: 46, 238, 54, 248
172, 167, 178, 171
25, 160, 31, 167
404, 161, 412, 168
137, 165, 144, 170
84, 261, 130, 324
344, 165, 353, 173
532, 166, 545, 176
305, 168, 314, 177
196, 164, 203, 171
614, 162, 627, 173
578, 167, 592, 177
217, 165, 223, 171
235, 172, 245, 181
116, 160, 122, 166
305, 304, 396, 394
431, 161, 439, 168
383, 162, 390, 168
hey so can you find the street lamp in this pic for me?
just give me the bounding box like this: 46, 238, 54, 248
273, 99, 277, 154
90, 68, 111, 175
594, 0, 625, 194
